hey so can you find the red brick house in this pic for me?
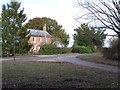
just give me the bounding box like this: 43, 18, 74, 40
28, 29, 52, 53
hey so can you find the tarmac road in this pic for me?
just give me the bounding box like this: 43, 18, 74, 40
1, 53, 120, 73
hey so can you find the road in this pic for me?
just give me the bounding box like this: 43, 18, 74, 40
1, 54, 78, 62
1, 54, 120, 73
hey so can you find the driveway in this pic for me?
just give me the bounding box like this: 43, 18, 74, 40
1, 53, 120, 73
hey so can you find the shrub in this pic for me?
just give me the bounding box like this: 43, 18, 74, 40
65, 48, 73, 53
40, 44, 72, 55
102, 48, 118, 60
40, 44, 55, 55
102, 38, 118, 60
72, 46, 93, 53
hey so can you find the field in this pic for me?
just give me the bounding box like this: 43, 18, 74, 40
2, 61, 119, 88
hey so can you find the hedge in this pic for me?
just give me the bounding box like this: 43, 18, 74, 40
40, 44, 72, 55
72, 46, 93, 53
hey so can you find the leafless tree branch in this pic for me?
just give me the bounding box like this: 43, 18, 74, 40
77, 0, 120, 35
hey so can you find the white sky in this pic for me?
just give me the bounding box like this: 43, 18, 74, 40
0, 0, 80, 47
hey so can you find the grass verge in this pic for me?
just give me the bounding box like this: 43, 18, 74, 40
2, 61, 119, 88
77, 53, 119, 67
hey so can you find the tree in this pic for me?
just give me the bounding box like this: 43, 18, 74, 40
26, 17, 69, 47
1, 1, 31, 56
73, 23, 106, 48
76, 0, 120, 59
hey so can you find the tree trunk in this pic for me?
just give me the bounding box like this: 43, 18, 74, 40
118, 35, 120, 60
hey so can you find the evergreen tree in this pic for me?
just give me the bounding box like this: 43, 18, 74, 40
2, 1, 31, 56
73, 23, 107, 48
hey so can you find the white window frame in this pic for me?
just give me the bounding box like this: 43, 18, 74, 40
40, 37, 42, 42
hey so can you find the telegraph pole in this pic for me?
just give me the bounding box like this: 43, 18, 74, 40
13, 36, 21, 64
13, 36, 15, 61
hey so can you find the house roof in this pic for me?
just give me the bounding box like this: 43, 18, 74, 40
28, 29, 52, 37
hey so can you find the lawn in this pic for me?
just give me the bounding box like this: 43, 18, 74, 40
2, 61, 119, 88
77, 53, 120, 67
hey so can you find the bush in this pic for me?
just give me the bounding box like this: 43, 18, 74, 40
72, 46, 93, 53
40, 44, 72, 55
66, 48, 73, 53
102, 38, 118, 60
102, 48, 118, 60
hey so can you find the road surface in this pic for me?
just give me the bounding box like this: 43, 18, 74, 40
1, 54, 120, 73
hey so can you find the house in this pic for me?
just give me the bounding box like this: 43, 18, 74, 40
28, 28, 52, 53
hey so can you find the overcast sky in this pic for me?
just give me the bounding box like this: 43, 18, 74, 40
0, 0, 81, 47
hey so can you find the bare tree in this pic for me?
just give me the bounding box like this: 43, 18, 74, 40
76, 0, 120, 59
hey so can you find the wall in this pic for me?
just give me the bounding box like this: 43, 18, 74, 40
29, 36, 52, 53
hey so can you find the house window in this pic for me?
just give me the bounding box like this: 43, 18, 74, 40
33, 37, 34, 41
33, 37, 36, 43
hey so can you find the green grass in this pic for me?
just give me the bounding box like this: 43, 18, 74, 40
77, 53, 119, 66
2, 61, 119, 88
